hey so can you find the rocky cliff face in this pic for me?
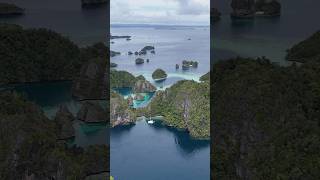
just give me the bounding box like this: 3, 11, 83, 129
72, 42, 108, 100
148, 80, 210, 139
211, 56, 320, 179
54, 105, 75, 140
77, 101, 107, 123
110, 92, 136, 127
0, 92, 109, 179
231, 0, 281, 18
133, 80, 156, 93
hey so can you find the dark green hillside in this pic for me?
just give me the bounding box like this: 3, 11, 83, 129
0, 24, 81, 84
286, 31, 320, 63
211, 56, 320, 179
0, 92, 109, 179
149, 80, 210, 139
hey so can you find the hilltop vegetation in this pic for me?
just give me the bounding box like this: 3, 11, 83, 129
211, 34, 320, 179
0, 92, 109, 179
286, 31, 320, 63
148, 80, 210, 139
0, 24, 108, 85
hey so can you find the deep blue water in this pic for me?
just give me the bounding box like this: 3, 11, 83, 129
111, 25, 210, 88
1, 0, 107, 46
213, 0, 320, 64
111, 120, 210, 180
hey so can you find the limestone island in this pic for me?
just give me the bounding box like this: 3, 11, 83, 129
135, 58, 144, 64
0, 3, 24, 16
152, 68, 167, 81
231, 0, 281, 19
182, 60, 198, 70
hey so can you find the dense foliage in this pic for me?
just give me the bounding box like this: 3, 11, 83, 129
200, 72, 210, 82
0, 92, 109, 179
211, 56, 320, 179
0, 24, 82, 84
148, 80, 210, 138
110, 70, 137, 88
286, 31, 320, 63
152, 68, 167, 79
0, 3, 24, 15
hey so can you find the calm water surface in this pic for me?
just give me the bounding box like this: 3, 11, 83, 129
1, 0, 107, 46
213, 0, 320, 64
111, 25, 210, 88
111, 120, 210, 180
1, 81, 108, 147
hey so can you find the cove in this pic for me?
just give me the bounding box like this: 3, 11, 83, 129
0, 81, 109, 147
110, 119, 210, 180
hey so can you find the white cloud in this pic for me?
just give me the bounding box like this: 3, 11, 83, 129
111, 0, 209, 25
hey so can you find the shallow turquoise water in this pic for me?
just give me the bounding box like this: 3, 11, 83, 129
1, 81, 109, 146
112, 87, 155, 109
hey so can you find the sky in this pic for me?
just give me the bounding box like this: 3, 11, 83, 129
111, 0, 210, 26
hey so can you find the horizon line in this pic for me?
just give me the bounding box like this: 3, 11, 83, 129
110, 23, 210, 27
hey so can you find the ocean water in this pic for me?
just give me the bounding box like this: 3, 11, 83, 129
111, 120, 210, 180
111, 25, 210, 88
1, 82, 109, 146
213, 0, 320, 64
1, 0, 108, 46
113, 87, 155, 108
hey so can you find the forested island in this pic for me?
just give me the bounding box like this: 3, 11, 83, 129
0, 92, 109, 179
110, 69, 210, 139
211, 31, 320, 179
0, 23, 109, 179
0, 3, 24, 16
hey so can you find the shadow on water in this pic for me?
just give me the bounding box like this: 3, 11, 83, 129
110, 124, 135, 139
149, 121, 210, 155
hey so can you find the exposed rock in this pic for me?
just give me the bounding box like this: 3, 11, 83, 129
255, 0, 281, 17
176, 64, 179, 69
135, 58, 144, 64
134, 94, 145, 101
146, 59, 150, 63
133, 80, 156, 93
110, 92, 135, 127
151, 50, 155, 54
126, 38, 131, 41
0, 3, 24, 16
141, 46, 155, 52
182, 60, 198, 70
110, 51, 120, 57
77, 101, 107, 123
128, 51, 133, 55
139, 50, 147, 55
72, 58, 107, 100
231, 0, 255, 18
134, 51, 139, 55
127, 96, 134, 106
54, 105, 75, 140
110, 35, 131, 39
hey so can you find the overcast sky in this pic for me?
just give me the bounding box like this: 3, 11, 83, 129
111, 0, 210, 25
